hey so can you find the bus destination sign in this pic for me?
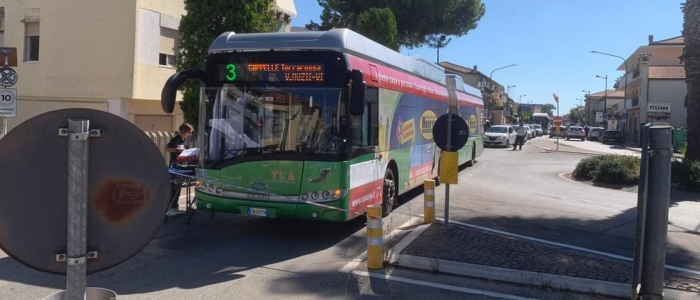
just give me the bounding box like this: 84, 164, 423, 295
225, 63, 325, 83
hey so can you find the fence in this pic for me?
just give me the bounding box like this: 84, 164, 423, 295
143, 131, 199, 164
672, 127, 687, 154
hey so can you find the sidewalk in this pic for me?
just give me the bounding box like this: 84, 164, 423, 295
624, 143, 685, 159
389, 220, 700, 299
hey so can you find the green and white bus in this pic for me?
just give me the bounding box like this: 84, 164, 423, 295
161, 29, 484, 222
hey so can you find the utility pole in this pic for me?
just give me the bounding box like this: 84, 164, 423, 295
590, 51, 628, 143
488, 64, 517, 123
519, 94, 527, 122
596, 75, 608, 129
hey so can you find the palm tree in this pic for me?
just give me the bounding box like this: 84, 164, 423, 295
681, 0, 700, 161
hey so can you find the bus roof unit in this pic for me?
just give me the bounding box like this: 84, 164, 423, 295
208, 29, 448, 86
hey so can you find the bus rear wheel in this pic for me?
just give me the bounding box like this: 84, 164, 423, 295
382, 168, 397, 217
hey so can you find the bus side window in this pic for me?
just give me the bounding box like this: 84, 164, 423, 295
351, 87, 378, 157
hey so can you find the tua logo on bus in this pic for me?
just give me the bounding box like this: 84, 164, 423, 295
271, 171, 296, 182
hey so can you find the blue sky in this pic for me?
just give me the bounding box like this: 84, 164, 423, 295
290, 0, 683, 115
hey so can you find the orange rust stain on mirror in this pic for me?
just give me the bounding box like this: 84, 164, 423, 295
93, 179, 151, 223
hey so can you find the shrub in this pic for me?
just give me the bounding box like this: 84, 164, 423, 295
593, 156, 639, 184
674, 160, 700, 191
573, 155, 640, 184
573, 157, 600, 180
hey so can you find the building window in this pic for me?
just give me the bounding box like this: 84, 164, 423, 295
24, 22, 40, 62
159, 53, 175, 67
0, 8, 5, 47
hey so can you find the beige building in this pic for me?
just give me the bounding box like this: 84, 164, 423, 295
613, 35, 686, 142
583, 89, 624, 128
440, 62, 510, 124
0, 0, 297, 136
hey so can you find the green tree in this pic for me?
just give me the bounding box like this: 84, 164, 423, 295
356, 8, 399, 51
306, 0, 486, 49
541, 104, 556, 116
681, 0, 700, 161
177, 0, 276, 128
568, 108, 582, 124
427, 34, 452, 63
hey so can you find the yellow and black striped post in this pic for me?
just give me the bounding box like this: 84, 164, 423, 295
366, 205, 383, 270
424, 179, 435, 224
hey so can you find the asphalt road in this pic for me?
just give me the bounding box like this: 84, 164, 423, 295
1, 136, 697, 299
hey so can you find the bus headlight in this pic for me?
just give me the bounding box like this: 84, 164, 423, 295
303, 189, 347, 202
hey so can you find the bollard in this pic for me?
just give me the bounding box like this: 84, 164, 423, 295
366, 205, 383, 270
424, 180, 435, 224
639, 126, 672, 299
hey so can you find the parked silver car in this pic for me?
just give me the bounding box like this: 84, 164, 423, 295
566, 126, 586, 141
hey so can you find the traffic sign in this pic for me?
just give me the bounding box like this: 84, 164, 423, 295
0, 67, 18, 88
0, 108, 170, 274
553, 116, 563, 126
0, 88, 17, 118
433, 113, 469, 152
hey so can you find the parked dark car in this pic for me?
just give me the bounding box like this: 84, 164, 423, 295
601, 130, 623, 144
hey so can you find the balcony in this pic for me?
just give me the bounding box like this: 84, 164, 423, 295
631, 97, 639, 107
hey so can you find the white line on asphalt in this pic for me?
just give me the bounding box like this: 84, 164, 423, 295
338, 217, 421, 273
350, 270, 542, 300
434, 217, 700, 276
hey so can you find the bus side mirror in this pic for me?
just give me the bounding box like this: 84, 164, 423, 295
161, 69, 205, 114
349, 69, 366, 116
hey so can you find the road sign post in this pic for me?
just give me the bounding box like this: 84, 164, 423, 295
433, 112, 469, 229
553, 116, 563, 151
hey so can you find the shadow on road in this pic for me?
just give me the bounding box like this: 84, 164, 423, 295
0, 215, 367, 296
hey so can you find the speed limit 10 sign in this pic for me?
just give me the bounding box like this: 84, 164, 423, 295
0, 88, 17, 118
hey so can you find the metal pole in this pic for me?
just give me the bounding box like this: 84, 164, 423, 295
589, 51, 628, 143
445, 112, 452, 229
67, 119, 90, 300
604, 77, 608, 129
2, 118, 7, 138
631, 123, 651, 299
623, 61, 628, 144
556, 104, 559, 151
639, 126, 672, 299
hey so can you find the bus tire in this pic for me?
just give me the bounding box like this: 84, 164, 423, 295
467, 143, 476, 167
382, 168, 397, 217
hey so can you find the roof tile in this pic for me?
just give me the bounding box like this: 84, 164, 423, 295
648, 66, 686, 79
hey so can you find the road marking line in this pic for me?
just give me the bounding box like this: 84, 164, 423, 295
433, 217, 700, 276
350, 270, 542, 300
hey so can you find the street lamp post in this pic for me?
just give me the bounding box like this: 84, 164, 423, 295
582, 90, 592, 126
487, 64, 517, 122
506, 85, 516, 122
596, 75, 608, 129
519, 94, 527, 122
590, 51, 629, 143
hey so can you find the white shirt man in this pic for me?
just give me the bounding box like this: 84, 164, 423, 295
513, 124, 527, 151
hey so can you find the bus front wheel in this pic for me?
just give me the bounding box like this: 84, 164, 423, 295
382, 168, 397, 217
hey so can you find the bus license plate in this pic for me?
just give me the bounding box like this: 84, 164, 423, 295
248, 207, 268, 217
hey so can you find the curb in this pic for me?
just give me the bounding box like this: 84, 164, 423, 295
530, 140, 597, 155
394, 254, 698, 299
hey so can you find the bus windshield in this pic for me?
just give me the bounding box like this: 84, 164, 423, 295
201, 86, 345, 167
